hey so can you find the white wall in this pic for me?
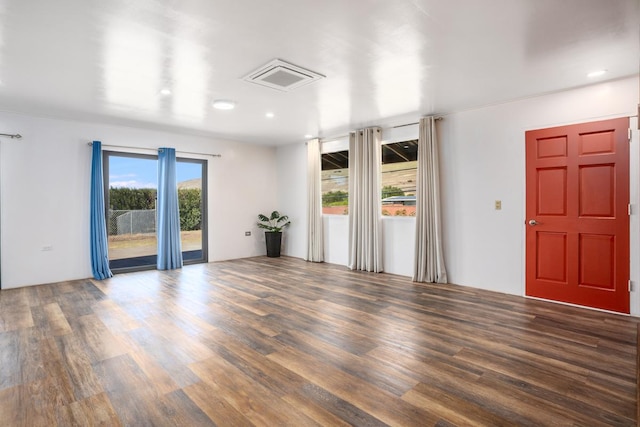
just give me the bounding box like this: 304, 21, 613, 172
0, 111, 277, 289
323, 215, 348, 265
277, 76, 639, 312
382, 217, 415, 276
276, 142, 307, 258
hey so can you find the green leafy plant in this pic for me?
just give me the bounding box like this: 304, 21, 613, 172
381, 185, 405, 199
257, 211, 291, 232
178, 188, 202, 231
322, 190, 348, 207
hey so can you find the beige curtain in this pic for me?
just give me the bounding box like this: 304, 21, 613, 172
413, 116, 448, 283
306, 138, 324, 262
348, 127, 383, 272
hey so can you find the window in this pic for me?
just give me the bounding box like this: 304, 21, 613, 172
381, 140, 417, 216
321, 149, 349, 215
104, 151, 207, 271
320, 135, 417, 217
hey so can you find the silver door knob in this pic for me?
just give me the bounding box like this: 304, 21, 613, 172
528, 219, 538, 226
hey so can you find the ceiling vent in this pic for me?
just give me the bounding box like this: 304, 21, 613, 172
242, 59, 324, 92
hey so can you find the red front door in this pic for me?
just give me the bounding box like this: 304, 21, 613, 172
525, 118, 630, 313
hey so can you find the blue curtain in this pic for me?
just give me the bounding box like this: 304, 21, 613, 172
90, 141, 113, 279
157, 147, 183, 270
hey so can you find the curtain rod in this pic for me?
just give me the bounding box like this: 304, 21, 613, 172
0, 133, 22, 139
87, 142, 221, 158
392, 116, 444, 129
318, 116, 443, 142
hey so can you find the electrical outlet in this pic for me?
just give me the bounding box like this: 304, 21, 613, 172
245, 231, 251, 236
495, 200, 502, 210
42, 245, 53, 251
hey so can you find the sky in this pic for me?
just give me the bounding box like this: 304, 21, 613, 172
109, 155, 202, 188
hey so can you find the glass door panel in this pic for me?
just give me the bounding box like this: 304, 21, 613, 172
105, 152, 158, 270
177, 158, 207, 264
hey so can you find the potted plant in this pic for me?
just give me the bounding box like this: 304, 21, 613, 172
257, 211, 290, 257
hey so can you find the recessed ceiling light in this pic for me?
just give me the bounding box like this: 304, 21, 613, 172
265, 112, 275, 118
304, 134, 313, 139
159, 88, 172, 96
587, 69, 607, 78
212, 100, 236, 110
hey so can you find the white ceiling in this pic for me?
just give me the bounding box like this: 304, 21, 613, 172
0, 0, 637, 145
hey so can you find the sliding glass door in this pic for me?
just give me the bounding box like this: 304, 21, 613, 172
104, 151, 207, 272
176, 158, 207, 263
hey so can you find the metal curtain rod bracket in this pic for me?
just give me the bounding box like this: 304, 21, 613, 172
87, 142, 221, 157
0, 133, 22, 139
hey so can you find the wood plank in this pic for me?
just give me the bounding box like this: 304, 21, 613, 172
291, 382, 392, 427
126, 327, 202, 388
91, 354, 173, 426
0, 330, 22, 389
92, 299, 142, 334
62, 392, 122, 427
189, 353, 321, 426
281, 392, 354, 427
195, 327, 306, 396
402, 383, 514, 427
477, 370, 635, 426
116, 333, 181, 395
275, 328, 419, 396
42, 303, 72, 336
3, 304, 35, 331
159, 389, 217, 427
454, 346, 636, 416
0, 384, 22, 425
39, 337, 75, 404
183, 381, 252, 427
68, 314, 129, 363
267, 345, 441, 426
0, 257, 637, 425
54, 334, 105, 400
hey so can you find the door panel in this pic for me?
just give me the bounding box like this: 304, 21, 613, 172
579, 165, 614, 217
537, 168, 567, 215
536, 232, 567, 283
525, 117, 629, 313
537, 135, 567, 158
578, 129, 615, 155
578, 233, 614, 289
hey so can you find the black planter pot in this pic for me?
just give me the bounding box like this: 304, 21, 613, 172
265, 232, 282, 257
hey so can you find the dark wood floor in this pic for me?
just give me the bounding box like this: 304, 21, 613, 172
0, 256, 638, 426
